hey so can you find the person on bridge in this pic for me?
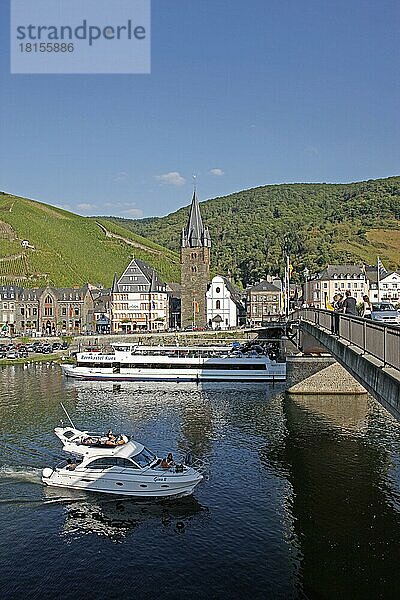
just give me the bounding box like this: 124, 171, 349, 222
362, 295, 372, 318
332, 293, 344, 334
333, 293, 344, 312
342, 290, 357, 315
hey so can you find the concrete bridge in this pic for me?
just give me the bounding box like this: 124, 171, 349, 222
290, 309, 400, 420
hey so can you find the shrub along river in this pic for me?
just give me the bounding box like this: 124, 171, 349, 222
0, 364, 400, 599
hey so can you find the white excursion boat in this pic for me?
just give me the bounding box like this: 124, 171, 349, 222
61, 343, 286, 382
42, 424, 204, 498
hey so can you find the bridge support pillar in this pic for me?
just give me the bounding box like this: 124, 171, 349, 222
302, 321, 400, 421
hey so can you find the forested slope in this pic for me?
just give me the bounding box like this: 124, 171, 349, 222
108, 176, 400, 285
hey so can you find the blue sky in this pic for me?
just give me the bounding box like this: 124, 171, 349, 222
0, 0, 399, 218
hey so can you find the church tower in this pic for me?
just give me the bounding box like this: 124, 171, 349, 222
180, 190, 211, 328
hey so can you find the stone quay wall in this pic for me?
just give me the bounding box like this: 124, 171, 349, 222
286, 356, 336, 388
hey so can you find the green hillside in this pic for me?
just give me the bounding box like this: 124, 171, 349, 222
0, 193, 179, 287
108, 176, 400, 286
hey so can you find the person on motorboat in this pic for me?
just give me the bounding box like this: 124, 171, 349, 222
82, 436, 96, 445
66, 458, 77, 471
160, 453, 174, 469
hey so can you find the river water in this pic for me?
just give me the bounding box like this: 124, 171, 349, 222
0, 364, 400, 599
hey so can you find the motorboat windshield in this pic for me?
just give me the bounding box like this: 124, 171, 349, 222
133, 447, 156, 467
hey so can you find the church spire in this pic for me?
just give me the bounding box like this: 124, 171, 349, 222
182, 189, 211, 248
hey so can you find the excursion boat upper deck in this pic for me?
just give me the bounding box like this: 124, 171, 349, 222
61, 343, 286, 382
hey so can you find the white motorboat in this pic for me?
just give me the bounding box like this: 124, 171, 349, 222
42, 425, 203, 498
62, 343, 286, 382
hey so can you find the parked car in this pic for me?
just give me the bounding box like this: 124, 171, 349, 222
6, 351, 19, 359
370, 303, 400, 325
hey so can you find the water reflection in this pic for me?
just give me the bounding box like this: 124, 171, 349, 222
288, 393, 370, 433
43, 487, 208, 542
283, 393, 400, 599
2, 365, 400, 599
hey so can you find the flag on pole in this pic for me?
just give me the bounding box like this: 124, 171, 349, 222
377, 257, 386, 276
377, 256, 386, 301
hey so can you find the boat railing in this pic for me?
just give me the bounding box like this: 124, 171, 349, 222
186, 457, 208, 476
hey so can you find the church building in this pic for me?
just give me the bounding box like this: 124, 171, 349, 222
180, 191, 211, 328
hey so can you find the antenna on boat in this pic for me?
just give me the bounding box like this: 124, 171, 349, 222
60, 402, 76, 429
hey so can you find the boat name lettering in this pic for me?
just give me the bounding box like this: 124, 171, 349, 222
81, 354, 115, 361
154, 476, 167, 482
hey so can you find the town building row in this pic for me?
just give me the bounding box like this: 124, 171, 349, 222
304, 264, 400, 309
0, 267, 283, 335
2, 260, 396, 335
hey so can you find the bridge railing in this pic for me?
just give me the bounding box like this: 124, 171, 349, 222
292, 308, 400, 371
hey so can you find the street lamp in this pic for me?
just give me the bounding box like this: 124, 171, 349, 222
303, 267, 309, 307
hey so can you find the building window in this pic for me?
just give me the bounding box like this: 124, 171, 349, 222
45, 295, 53, 304
216, 287, 221, 293
216, 300, 221, 309
62, 307, 67, 316
192, 266, 197, 273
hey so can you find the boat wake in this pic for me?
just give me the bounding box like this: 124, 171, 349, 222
0, 465, 43, 485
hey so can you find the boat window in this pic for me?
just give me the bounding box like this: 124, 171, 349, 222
116, 458, 139, 469
133, 447, 156, 467
63, 430, 76, 439
86, 457, 118, 469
